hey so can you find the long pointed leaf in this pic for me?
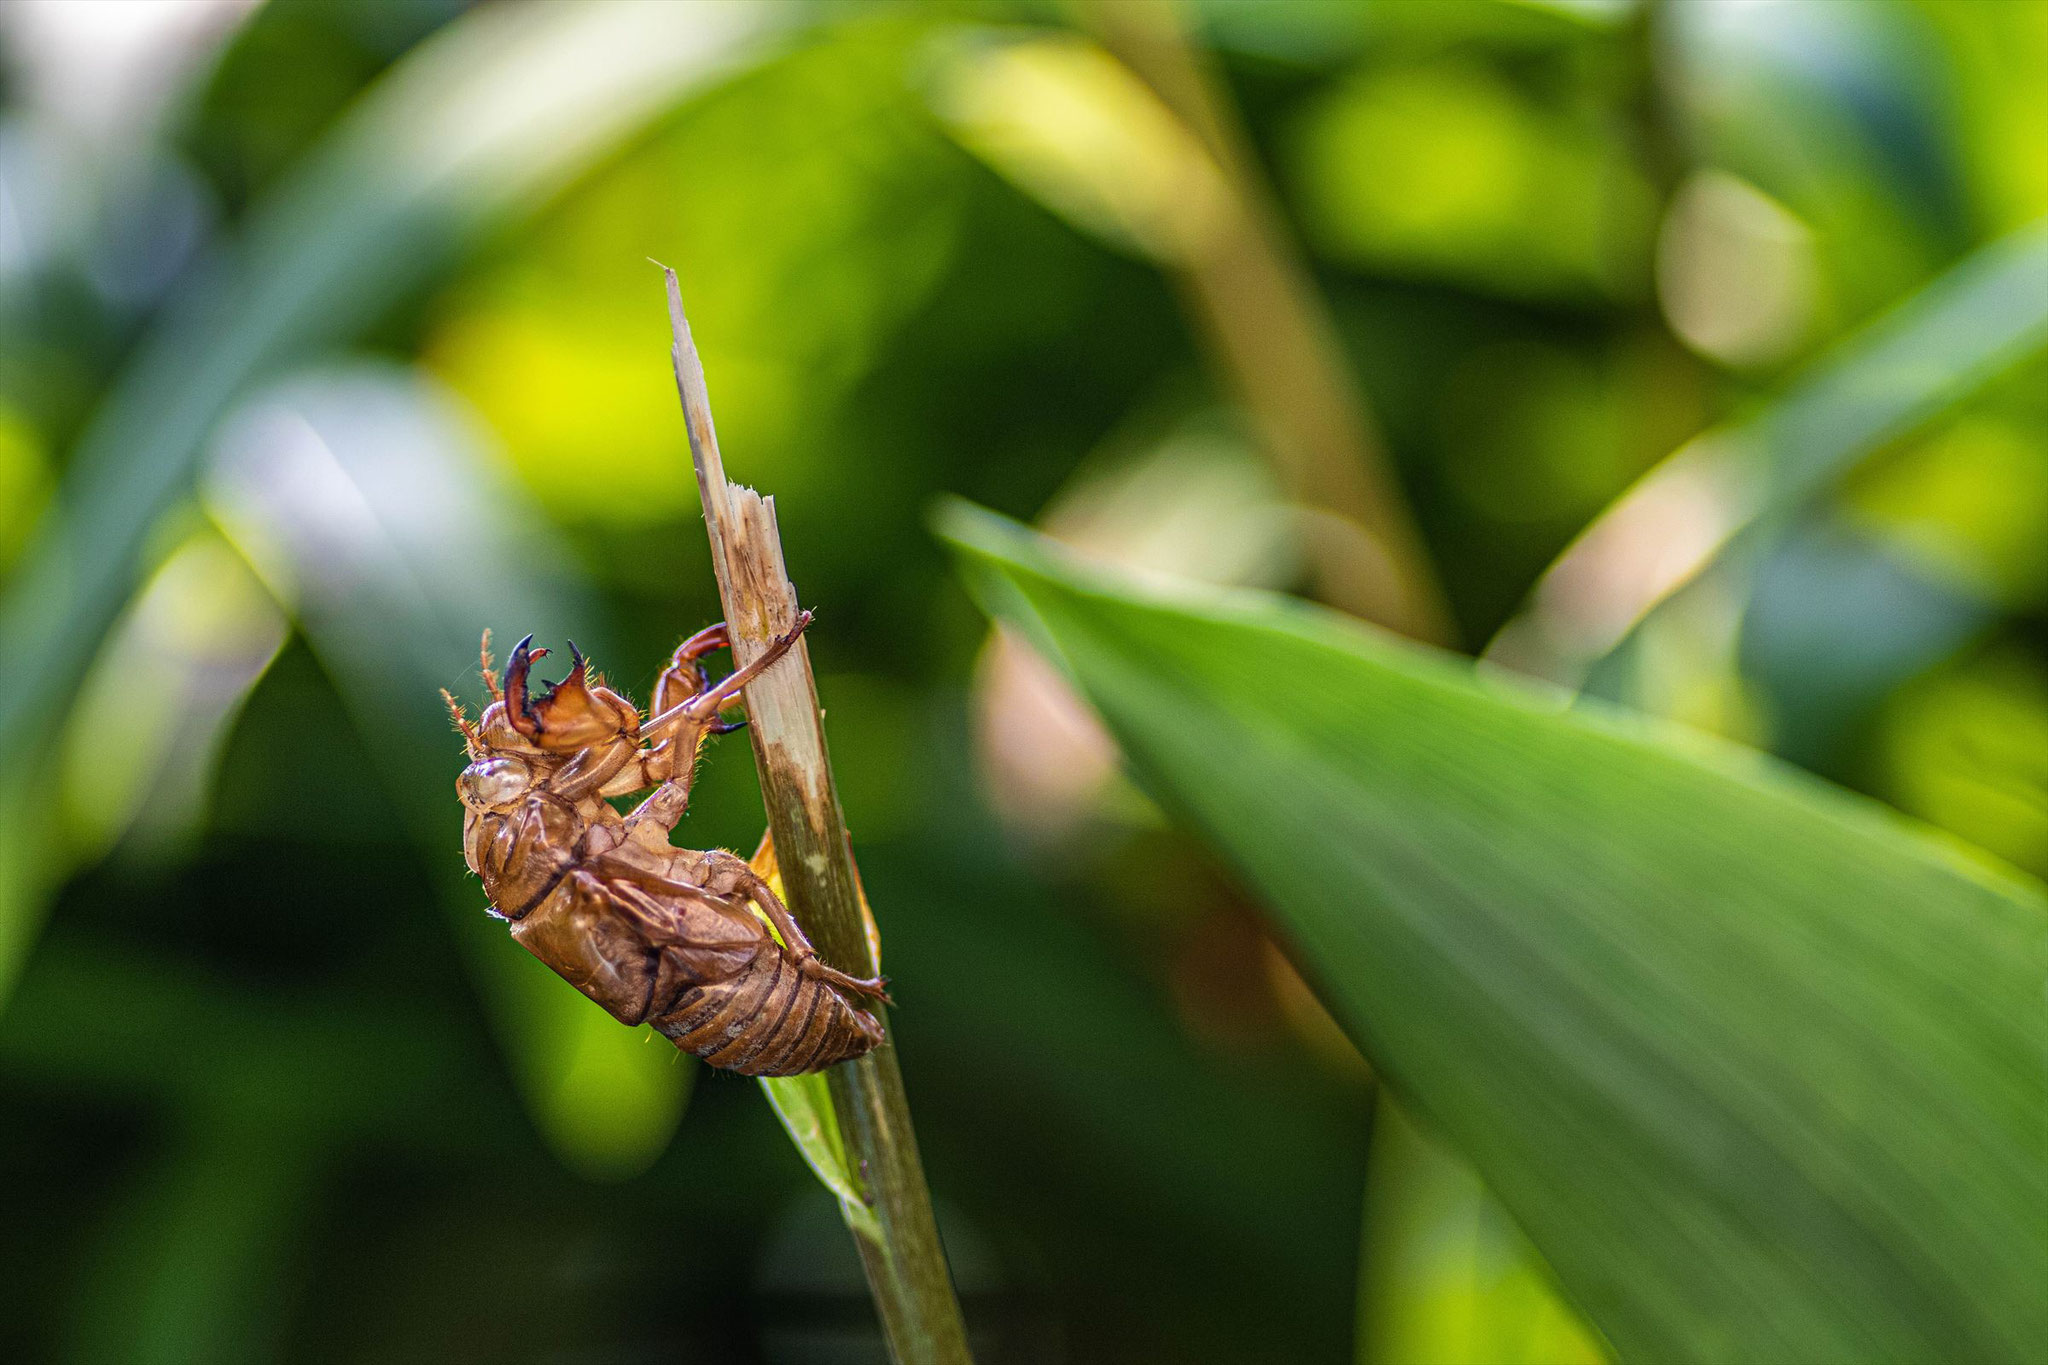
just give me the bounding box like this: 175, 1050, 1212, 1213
940, 500, 2048, 1364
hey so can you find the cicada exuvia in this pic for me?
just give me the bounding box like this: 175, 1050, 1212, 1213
442, 616, 887, 1076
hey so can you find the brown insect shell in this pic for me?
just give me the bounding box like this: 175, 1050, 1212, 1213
455, 697, 766, 1016
453, 623, 884, 1074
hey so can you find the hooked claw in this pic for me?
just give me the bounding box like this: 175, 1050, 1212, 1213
504, 634, 544, 738
501, 632, 625, 749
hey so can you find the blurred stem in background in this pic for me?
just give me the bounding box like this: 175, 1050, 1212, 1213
668, 273, 972, 1365
1069, 0, 1454, 644
948, 2, 1579, 1358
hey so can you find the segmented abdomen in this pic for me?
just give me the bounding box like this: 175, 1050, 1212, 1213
653, 941, 884, 1076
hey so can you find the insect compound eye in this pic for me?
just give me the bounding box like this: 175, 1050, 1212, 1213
460, 757, 531, 808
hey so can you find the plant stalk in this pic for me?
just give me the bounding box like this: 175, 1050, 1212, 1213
663, 268, 973, 1365
1072, 0, 1455, 645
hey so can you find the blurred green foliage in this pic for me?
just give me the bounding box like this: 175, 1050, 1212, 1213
1290, 58, 1656, 301
1, 0, 2043, 1361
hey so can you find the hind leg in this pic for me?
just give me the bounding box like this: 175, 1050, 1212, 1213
595, 849, 891, 1003
700, 850, 891, 1002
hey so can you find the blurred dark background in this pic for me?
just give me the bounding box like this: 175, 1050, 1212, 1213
1, 1, 2043, 1361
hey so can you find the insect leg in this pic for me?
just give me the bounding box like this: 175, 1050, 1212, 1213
795, 954, 892, 1004
674, 620, 731, 663
547, 734, 645, 801
598, 850, 892, 1003
620, 757, 699, 836
618, 613, 811, 804
719, 856, 892, 1003
685, 610, 811, 721
650, 622, 731, 717
642, 610, 813, 737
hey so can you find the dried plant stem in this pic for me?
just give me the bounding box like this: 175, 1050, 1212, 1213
664, 269, 972, 1365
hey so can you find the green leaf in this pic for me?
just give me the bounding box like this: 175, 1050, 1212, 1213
759, 1070, 879, 1240
938, 500, 2048, 1365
